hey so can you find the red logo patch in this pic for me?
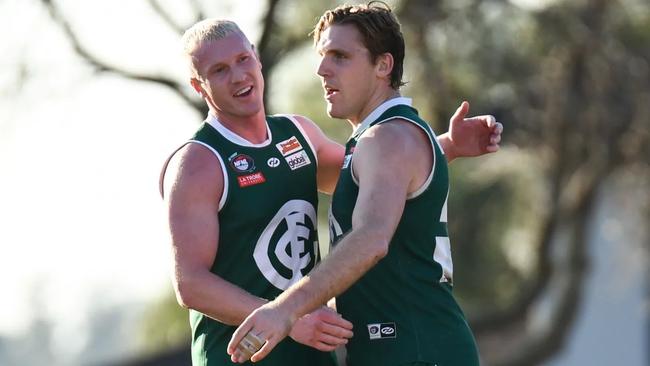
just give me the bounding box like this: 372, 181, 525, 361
276, 136, 303, 156
237, 172, 266, 187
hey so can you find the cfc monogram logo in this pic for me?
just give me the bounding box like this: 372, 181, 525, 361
254, 200, 318, 290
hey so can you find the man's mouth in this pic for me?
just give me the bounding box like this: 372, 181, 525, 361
325, 86, 339, 97
234, 86, 253, 97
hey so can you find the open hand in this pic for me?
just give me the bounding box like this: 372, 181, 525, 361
289, 306, 353, 351
447, 101, 503, 158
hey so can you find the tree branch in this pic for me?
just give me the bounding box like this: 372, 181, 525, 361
257, 0, 281, 56
40, 0, 205, 114
188, 0, 206, 24
256, 0, 282, 105
147, 0, 185, 34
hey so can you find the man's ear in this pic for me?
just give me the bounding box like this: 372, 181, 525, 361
376, 53, 394, 79
190, 78, 205, 98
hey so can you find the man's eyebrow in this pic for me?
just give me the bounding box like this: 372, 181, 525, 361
318, 47, 348, 56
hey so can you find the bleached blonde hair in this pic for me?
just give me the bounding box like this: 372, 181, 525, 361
181, 19, 248, 76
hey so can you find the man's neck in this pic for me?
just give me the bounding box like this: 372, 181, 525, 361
348, 88, 401, 128
211, 109, 268, 144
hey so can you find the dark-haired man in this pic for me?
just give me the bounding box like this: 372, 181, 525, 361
229, 3, 487, 365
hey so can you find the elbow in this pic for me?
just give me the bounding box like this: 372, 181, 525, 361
372, 240, 390, 261
365, 233, 390, 262
349, 222, 394, 263
353, 225, 391, 262
173, 276, 198, 310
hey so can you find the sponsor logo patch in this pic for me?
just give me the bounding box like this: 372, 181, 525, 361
267, 157, 281, 168
367, 323, 397, 340
237, 172, 266, 187
285, 150, 311, 170
229, 153, 255, 173
276, 136, 303, 156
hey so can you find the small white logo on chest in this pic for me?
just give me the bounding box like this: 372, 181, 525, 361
267, 157, 281, 168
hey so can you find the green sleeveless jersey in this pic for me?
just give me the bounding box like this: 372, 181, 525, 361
164, 114, 336, 366
328, 99, 479, 366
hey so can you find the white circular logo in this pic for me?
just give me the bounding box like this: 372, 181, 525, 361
267, 157, 281, 168
381, 327, 395, 335
230, 154, 255, 172
254, 200, 318, 290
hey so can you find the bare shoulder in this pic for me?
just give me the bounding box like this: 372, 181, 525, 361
354, 119, 431, 193
164, 143, 224, 202
288, 114, 326, 139
283, 114, 336, 155
288, 114, 318, 128
358, 118, 429, 156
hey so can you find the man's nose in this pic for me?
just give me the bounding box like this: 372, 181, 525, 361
316, 57, 330, 78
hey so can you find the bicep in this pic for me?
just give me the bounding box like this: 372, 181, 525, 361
165, 145, 224, 273
350, 126, 413, 241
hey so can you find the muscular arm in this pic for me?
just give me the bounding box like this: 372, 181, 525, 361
164, 143, 353, 348
164, 144, 267, 325
228, 120, 429, 362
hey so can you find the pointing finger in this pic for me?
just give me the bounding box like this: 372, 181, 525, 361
451, 101, 470, 123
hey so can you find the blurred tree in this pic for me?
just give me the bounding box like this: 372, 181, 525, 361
394, 0, 650, 365
36, 0, 649, 365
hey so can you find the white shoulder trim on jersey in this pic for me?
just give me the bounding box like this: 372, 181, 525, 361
350, 154, 360, 186
275, 114, 319, 166
354, 97, 413, 138
205, 113, 272, 148
159, 141, 229, 212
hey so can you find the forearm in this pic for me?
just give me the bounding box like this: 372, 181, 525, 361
273, 228, 387, 323
175, 270, 267, 325
436, 132, 458, 162
317, 165, 341, 195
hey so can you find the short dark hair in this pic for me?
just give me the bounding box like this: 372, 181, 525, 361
312, 1, 406, 89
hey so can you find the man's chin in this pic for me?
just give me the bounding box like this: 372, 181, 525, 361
326, 107, 344, 120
